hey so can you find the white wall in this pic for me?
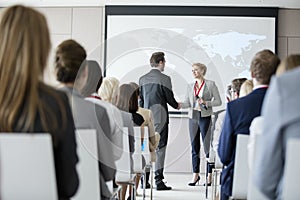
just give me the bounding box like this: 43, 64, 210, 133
35, 7, 104, 86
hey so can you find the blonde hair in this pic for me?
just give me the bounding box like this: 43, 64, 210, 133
193, 63, 207, 76
239, 80, 254, 98
0, 5, 64, 132
98, 77, 120, 104
276, 54, 300, 76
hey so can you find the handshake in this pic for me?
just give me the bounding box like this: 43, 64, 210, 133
195, 95, 208, 110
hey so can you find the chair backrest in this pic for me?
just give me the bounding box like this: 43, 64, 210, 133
72, 129, 100, 200
133, 126, 144, 173
0, 133, 58, 200
141, 127, 150, 165
115, 127, 133, 182
247, 134, 267, 200
282, 138, 300, 199
232, 134, 249, 199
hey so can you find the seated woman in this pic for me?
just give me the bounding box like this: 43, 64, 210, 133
130, 82, 160, 189
115, 83, 143, 200
0, 5, 79, 200
55, 39, 116, 200
81, 60, 124, 162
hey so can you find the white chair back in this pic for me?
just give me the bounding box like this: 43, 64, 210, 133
247, 134, 267, 200
72, 129, 100, 200
115, 127, 133, 182
232, 134, 249, 199
141, 127, 150, 165
133, 126, 144, 173
283, 138, 300, 200
0, 133, 58, 200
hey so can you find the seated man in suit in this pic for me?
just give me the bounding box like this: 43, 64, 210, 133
254, 55, 300, 199
218, 49, 280, 200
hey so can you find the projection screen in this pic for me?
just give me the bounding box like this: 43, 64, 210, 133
105, 6, 277, 113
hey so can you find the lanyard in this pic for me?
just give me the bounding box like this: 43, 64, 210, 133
89, 95, 101, 100
194, 80, 205, 97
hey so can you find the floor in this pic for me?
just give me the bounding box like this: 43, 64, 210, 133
135, 173, 219, 200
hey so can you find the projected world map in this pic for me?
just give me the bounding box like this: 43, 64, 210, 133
193, 31, 266, 68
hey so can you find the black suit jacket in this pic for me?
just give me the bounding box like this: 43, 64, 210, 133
13, 86, 79, 200
139, 69, 178, 126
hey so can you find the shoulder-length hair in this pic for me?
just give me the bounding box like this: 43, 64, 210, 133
116, 84, 138, 113
0, 5, 66, 133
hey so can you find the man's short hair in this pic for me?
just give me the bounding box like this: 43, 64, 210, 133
250, 49, 280, 84
150, 52, 165, 67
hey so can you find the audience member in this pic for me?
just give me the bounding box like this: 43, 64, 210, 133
212, 78, 247, 154
81, 60, 124, 161
55, 39, 115, 200
0, 5, 79, 199
208, 78, 246, 188
218, 49, 280, 200
249, 54, 300, 200
253, 60, 300, 200
181, 63, 222, 186
276, 54, 300, 76
248, 54, 300, 170
239, 79, 254, 98
115, 83, 137, 200
98, 77, 120, 105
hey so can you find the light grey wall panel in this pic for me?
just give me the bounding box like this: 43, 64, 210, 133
277, 37, 288, 60
38, 8, 72, 35
278, 9, 300, 37
72, 7, 103, 65
288, 37, 300, 54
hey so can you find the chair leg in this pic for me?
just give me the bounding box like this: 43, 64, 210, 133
150, 163, 154, 200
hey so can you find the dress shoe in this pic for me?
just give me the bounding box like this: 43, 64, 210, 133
203, 182, 212, 186
188, 176, 200, 186
140, 182, 151, 189
156, 182, 172, 190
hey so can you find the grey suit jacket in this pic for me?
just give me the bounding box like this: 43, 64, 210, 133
182, 79, 222, 118
139, 69, 178, 126
61, 87, 116, 199
254, 68, 300, 200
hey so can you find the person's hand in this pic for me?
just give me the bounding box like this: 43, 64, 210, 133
177, 102, 182, 110
198, 98, 206, 105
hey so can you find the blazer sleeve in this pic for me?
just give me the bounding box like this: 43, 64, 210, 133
57, 93, 79, 198
218, 105, 235, 165
162, 76, 178, 109
206, 81, 222, 107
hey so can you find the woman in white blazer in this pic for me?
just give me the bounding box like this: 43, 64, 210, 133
182, 63, 222, 186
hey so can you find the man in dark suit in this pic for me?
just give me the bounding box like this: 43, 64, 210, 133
139, 52, 181, 190
218, 49, 280, 200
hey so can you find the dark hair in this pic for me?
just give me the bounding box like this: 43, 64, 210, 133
231, 78, 247, 96
250, 49, 280, 84
80, 60, 103, 97
150, 52, 165, 67
116, 84, 138, 113
55, 39, 87, 83
129, 82, 139, 96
